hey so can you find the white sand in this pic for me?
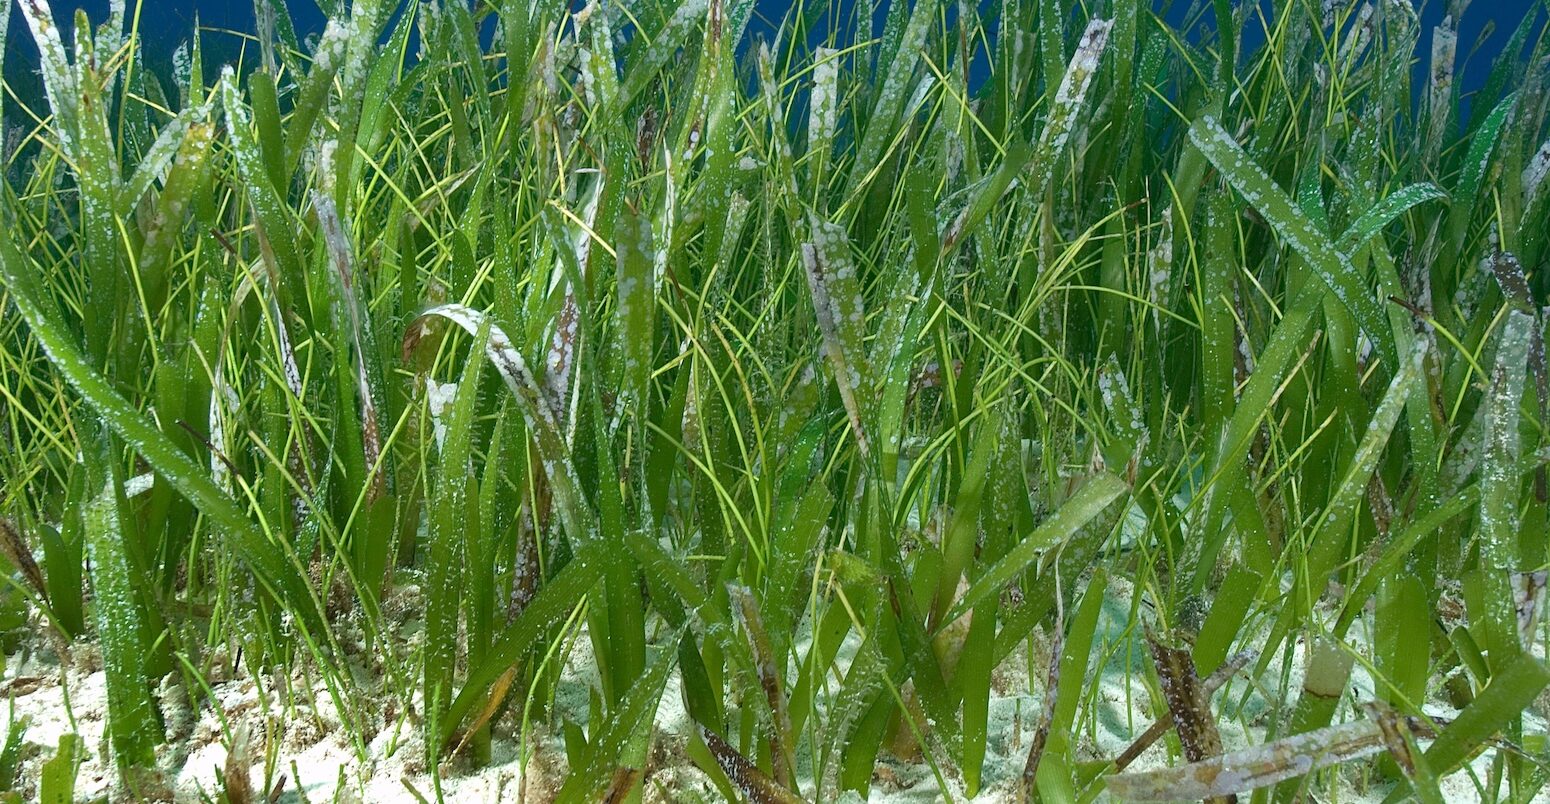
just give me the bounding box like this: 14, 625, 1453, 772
1, 574, 1540, 802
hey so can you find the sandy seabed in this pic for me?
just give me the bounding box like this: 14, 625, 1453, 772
0, 576, 1534, 802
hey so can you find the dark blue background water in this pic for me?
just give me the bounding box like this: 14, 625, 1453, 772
1, 1, 1542, 101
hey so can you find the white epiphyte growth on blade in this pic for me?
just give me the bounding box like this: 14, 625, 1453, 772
807, 47, 840, 189
801, 232, 870, 456
544, 292, 579, 421
409, 304, 595, 545
315, 191, 386, 498
1523, 138, 1550, 208
1480, 309, 1534, 571
1107, 708, 1429, 801
1425, 16, 1457, 155
16, 0, 81, 156
1025, 18, 1112, 201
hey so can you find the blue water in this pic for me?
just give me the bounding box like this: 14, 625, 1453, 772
4, 0, 1543, 99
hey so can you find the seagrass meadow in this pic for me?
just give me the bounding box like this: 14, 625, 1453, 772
0, 0, 1548, 799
